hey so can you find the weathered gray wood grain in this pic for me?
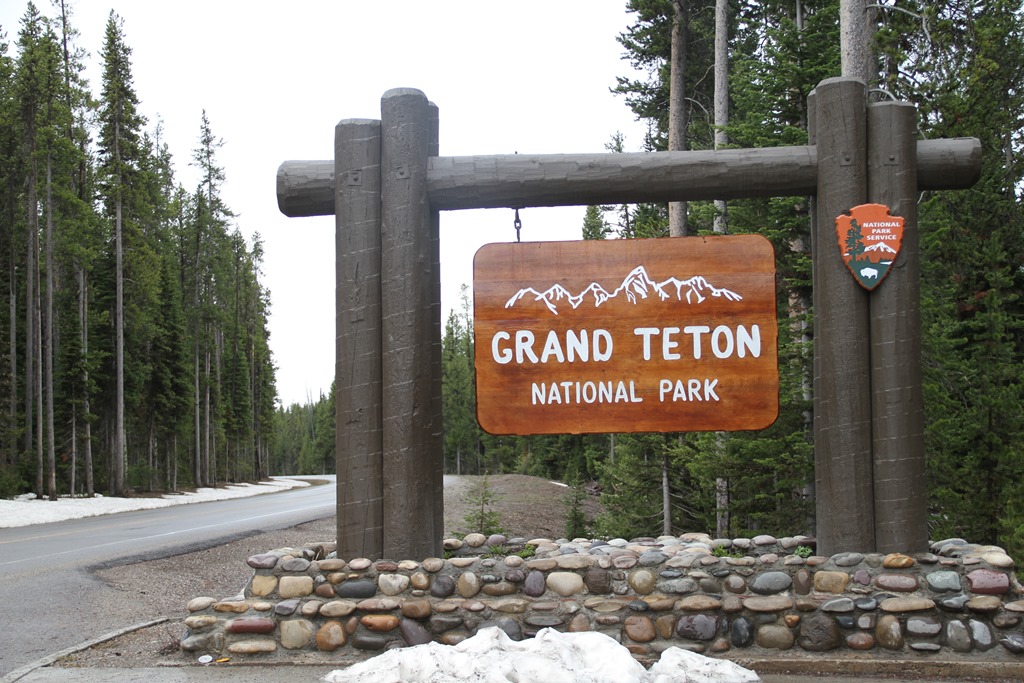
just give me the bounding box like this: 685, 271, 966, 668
812, 77, 875, 555
277, 138, 980, 218
867, 102, 928, 554
335, 118, 384, 560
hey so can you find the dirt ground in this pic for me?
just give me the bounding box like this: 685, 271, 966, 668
54, 474, 600, 668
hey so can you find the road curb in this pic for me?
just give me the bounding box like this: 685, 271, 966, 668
0, 618, 169, 683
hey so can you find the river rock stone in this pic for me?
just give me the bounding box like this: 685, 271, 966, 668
361, 614, 399, 632
316, 620, 347, 651
320, 600, 357, 618
846, 632, 875, 650
906, 616, 942, 636
378, 574, 410, 596
351, 633, 388, 650
821, 598, 854, 613
187, 597, 216, 612
938, 593, 969, 611
399, 618, 433, 646
755, 624, 794, 649
250, 575, 277, 597
876, 573, 918, 592
875, 614, 904, 650
655, 614, 677, 639
422, 557, 445, 572
334, 579, 376, 599
227, 639, 276, 654
749, 571, 792, 595
400, 598, 432, 620
677, 595, 721, 611
184, 615, 219, 630
274, 599, 299, 616
966, 595, 1002, 612
658, 577, 698, 594
547, 571, 584, 597
428, 575, 455, 598
947, 620, 972, 652
629, 569, 658, 595
730, 617, 754, 647
880, 597, 934, 612
969, 619, 995, 651
882, 553, 915, 569
1000, 633, 1024, 654
798, 613, 840, 651
247, 553, 279, 569
676, 614, 719, 640
792, 569, 811, 595
281, 557, 310, 572
925, 570, 961, 592
966, 569, 1010, 594
584, 568, 612, 594
744, 596, 793, 612
225, 617, 274, 634
832, 552, 864, 567
523, 570, 547, 597
280, 619, 314, 649
813, 571, 849, 594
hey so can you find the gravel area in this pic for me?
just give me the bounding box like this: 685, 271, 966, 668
52, 474, 596, 668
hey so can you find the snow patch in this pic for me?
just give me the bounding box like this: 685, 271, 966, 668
323, 627, 760, 683
0, 476, 312, 528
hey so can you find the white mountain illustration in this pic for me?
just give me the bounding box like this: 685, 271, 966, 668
864, 242, 897, 255
504, 265, 742, 315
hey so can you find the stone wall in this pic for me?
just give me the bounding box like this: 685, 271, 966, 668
180, 533, 1024, 664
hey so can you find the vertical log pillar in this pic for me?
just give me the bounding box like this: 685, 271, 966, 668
812, 77, 874, 554
335, 119, 384, 559
380, 88, 444, 559
867, 102, 928, 553
427, 103, 445, 538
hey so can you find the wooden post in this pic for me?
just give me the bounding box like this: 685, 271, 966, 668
335, 119, 384, 560
812, 77, 874, 554
380, 88, 443, 560
867, 101, 928, 553
428, 102, 445, 548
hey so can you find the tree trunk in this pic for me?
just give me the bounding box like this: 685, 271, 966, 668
114, 117, 126, 497
662, 448, 671, 536
840, 0, 870, 83
193, 347, 201, 486
45, 155, 56, 500
80, 267, 93, 497
712, 0, 730, 538
668, 0, 689, 237
26, 158, 37, 493
7, 242, 16, 469
713, 0, 729, 234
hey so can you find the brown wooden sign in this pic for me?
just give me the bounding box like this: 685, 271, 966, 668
473, 236, 778, 435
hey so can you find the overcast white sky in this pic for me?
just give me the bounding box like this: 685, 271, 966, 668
1, 1, 651, 407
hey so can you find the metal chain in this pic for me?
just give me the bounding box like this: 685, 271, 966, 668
513, 208, 522, 242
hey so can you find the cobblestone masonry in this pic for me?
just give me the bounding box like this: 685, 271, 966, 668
180, 533, 1024, 663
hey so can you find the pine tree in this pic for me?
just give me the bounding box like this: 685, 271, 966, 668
96, 10, 145, 496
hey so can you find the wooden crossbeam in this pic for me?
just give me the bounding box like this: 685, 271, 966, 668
277, 138, 980, 218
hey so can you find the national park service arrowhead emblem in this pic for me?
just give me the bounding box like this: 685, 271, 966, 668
835, 203, 904, 291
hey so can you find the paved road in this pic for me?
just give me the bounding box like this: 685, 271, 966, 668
0, 479, 335, 676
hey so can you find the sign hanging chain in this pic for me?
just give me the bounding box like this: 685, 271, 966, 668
513, 208, 522, 242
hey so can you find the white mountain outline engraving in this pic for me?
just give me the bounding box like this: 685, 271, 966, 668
504, 265, 742, 315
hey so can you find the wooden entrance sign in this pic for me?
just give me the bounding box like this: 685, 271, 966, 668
474, 236, 778, 434
277, 78, 981, 560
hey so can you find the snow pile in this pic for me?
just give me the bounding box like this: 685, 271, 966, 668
0, 477, 311, 528
323, 627, 760, 683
